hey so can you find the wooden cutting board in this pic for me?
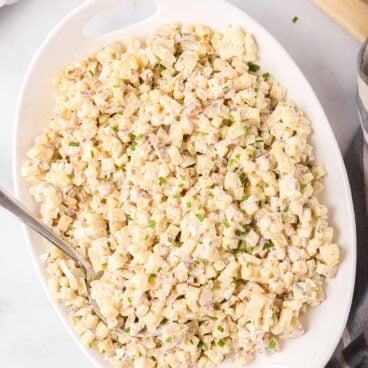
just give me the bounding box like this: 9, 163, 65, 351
314, 0, 368, 42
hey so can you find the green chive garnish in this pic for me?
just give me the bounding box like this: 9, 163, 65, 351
218, 339, 225, 347
262, 242, 274, 251
247, 61, 260, 72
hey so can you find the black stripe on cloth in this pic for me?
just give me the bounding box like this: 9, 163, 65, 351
342, 333, 368, 368
325, 356, 341, 368
344, 130, 368, 340
357, 39, 368, 85
357, 92, 368, 133
326, 130, 368, 367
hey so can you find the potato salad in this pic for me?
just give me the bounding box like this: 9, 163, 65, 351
21, 24, 340, 368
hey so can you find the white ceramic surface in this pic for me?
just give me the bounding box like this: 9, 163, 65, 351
0, 0, 18, 8
12, 0, 357, 367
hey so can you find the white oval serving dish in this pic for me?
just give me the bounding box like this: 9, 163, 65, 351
13, 0, 356, 367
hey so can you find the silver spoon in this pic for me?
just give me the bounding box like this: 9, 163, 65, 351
0, 185, 160, 338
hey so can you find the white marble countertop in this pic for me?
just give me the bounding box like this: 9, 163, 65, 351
0, 0, 361, 367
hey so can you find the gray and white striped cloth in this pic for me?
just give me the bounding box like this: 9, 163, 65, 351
327, 39, 368, 368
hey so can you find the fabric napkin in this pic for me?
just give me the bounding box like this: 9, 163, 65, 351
326, 39, 368, 368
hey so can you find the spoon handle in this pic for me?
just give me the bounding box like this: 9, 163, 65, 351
0, 185, 84, 267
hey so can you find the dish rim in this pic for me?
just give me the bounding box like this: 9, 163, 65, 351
12, 0, 357, 367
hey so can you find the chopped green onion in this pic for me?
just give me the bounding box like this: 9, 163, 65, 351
198, 341, 208, 350
117, 110, 123, 115
300, 184, 306, 193
168, 237, 173, 243
244, 126, 250, 136
149, 273, 157, 279
165, 337, 172, 343
268, 339, 276, 349
246, 147, 255, 156
217, 325, 224, 332
223, 219, 230, 229
189, 339, 194, 345
195, 213, 204, 222
68, 141, 79, 147
113, 84, 121, 88
209, 316, 218, 321
255, 138, 264, 143
90, 150, 95, 158
209, 192, 215, 198
178, 183, 184, 188
217, 339, 225, 347
228, 113, 235, 125
262, 72, 270, 78
262, 242, 274, 251
202, 281, 209, 287
194, 259, 200, 266
129, 133, 143, 151
148, 220, 156, 229
144, 234, 149, 240
283, 206, 289, 212
159, 64, 167, 71
292, 16, 298, 23
235, 153, 241, 159
88, 70, 94, 77
157, 267, 162, 273
247, 61, 260, 72
159, 176, 166, 184
124, 327, 131, 333
245, 320, 251, 324
127, 297, 132, 303
186, 201, 192, 209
